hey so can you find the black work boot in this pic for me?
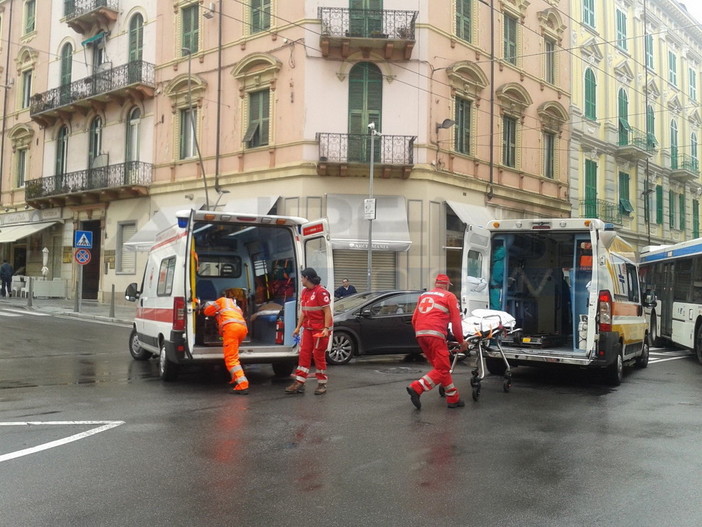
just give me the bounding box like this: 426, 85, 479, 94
406, 386, 421, 410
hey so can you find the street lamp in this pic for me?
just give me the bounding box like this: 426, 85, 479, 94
181, 47, 210, 209
366, 122, 380, 291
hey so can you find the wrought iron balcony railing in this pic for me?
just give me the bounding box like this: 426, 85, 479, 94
63, 0, 119, 20
317, 132, 415, 165
30, 61, 155, 117
671, 152, 700, 174
618, 125, 656, 152
318, 8, 417, 40
25, 161, 152, 200
580, 199, 622, 224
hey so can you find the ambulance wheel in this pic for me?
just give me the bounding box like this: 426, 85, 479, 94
605, 351, 623, 386
159, 342, 179, 382
636, 339, 649, 368
695, 323, 702, 365
327, 332, 355, 365
272, 361, 295, 377
129, 328, 153, 361
486, 358, 507, 376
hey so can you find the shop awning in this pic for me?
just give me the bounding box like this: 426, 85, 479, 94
446, 200, 493, 228
327, 194, 411, 251
81, 32, 105, 46
124, 202, 204, 251
221, 195, 279, 215
0, 222, 59, 244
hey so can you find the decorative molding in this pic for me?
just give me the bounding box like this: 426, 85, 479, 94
446, 61, 489, 99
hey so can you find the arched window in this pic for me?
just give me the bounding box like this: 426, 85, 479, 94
618, 88, 629, 146
584, 68, 597, 120
129, 13, 144, 63
55, 125, 68, 176
670, 120, 678, 169
59, 43, 73, 105
89, 116, 103, 168
126, 107, 141, 163
348, 62, 383, 162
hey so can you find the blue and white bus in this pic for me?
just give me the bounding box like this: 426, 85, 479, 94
640, 238, 702, 362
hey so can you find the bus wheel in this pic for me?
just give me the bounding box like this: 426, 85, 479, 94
695, 324, 702, 365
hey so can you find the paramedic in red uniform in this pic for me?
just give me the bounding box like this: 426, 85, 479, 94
285, 267, 333, 395
203, 289, 250, 394
407, 274, 468, 410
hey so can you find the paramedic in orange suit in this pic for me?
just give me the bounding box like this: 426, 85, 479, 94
407, 274, 468, 410
203, 289, 250, 395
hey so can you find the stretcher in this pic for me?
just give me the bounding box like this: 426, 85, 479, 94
449, 309, 520, 401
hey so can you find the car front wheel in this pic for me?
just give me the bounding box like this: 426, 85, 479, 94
327, 332, 356, 365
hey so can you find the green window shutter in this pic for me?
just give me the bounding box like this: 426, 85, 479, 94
585, 69, 596, 120
694, 200, 700, 238
671, 120, 679, 169
669, 51, 677, 85
55, 126, 68, 176
347, 62, 383, 162
60, 44, 72, 87
583, 0, 594, 27
585, 160, 597, 216
656, 185, 663, 224
182, 5, 199, 54
252, 0, 271, 33
680, 194, 686, 232
25, 0, 36, 34
616, 10, 627, 50
618, 89, 629, 145
455, 97, 471, 154
646, 105, 657, 147
619, 172, 633, 215
456, 0, 471, 42
247, 89, 270, 148
504, 15, 517, 65
669, 190, 676, 229
129, 14, 144, 62
502, 116, 516, 167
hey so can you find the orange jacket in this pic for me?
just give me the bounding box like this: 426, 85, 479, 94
203, 297, 247, 333
412, 288, 464, 344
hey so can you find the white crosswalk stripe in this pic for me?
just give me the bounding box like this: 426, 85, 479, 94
0, 308, 50, 317
648, 349, 692, 364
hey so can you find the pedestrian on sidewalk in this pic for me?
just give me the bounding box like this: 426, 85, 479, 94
202, 289, 250, 395
0, 260, 13, 297
334, 278, 357, 299
285, 267, 332, 395
406, 274, 468, 410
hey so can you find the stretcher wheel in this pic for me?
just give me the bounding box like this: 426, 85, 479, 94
503, 379, 511, 393
472, 385, 480, 401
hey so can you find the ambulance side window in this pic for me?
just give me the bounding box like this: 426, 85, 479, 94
625, 263, 640, 303
157, 256, 176, 296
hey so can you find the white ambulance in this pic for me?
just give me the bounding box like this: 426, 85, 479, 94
461, 218, 653, 385
125, 209, 333, 381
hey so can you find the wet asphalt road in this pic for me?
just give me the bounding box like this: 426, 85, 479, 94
2, 308, 702, 526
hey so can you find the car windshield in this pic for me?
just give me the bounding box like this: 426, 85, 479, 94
334, 291, 385, 314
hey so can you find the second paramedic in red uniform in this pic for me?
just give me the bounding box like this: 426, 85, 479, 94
203, 289, 249, 394
285, 267, 332, 395
407, 274, 468, 410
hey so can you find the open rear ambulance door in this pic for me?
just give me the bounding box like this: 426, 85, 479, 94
460, 224, 491, 316
183, 208, 198, 357
301, 219, 334, 295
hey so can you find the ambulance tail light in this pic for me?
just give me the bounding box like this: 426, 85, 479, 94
598, 290, 612, 333
173, 297, 186, 331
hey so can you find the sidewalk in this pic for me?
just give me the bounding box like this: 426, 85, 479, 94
0, 294, 136, 325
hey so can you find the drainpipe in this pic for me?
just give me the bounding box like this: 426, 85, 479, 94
487, 0, 495, 200
214, 0, 223, 192
0, 0, 14, 204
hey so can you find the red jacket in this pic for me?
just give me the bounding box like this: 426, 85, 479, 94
412, 288, 464, 344
300, 284, 331, 330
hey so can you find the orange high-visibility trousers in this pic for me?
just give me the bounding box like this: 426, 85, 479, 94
222, 323, 249, 390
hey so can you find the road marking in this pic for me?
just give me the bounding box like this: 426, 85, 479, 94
0, 420, 124, 463
0, 308, 49, 317
649, 356, 691, 364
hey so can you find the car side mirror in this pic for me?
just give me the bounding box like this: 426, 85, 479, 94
125, 282, 140, 302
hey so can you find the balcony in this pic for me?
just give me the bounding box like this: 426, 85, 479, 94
317, 132, 415, 179
30, 61, 155, 127
318, 8, 417, 59
616, 126, 655, 161
670, 153, 700, 183
580, 199, 622, 224
25, 161, 152, 209
64, 0, 119, 34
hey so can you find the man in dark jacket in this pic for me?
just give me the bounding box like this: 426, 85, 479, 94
334, 279, 357, 298
0, 260, 13, 297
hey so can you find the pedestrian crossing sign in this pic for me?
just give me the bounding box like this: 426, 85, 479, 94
74, 230, 93, 249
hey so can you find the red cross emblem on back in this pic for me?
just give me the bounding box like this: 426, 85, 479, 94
418, 296, 435, 313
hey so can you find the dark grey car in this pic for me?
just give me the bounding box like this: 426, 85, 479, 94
327, 290, 424, 365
